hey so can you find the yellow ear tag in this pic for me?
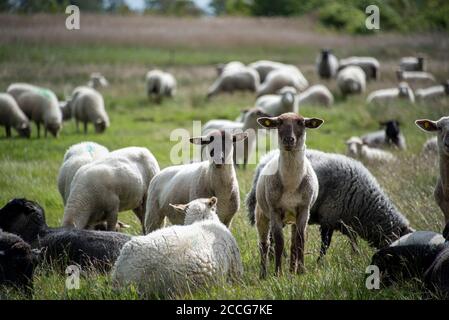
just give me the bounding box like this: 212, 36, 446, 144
264, 120, 271, 126
424, 121, 430, 129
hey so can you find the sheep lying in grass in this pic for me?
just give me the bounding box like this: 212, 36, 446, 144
246, 149, 413, 258
146, 69, 177, 102
216, 61, 245, 76
207, 65, 260, 98
337, 66, 366, 96
400, 56, 425, 72
0, 93, 31, 138
339, 56, 380, 80
396, 70, 436, 89
296, 84, 334, 108
16, 87, 62, 138
255, 113, 323, 277
0, 199, 131, 272
345, 137, 396, 165
248, 60, 286, 83
366, 82, 415, 105
87, 73, 109, 89
113, 197, 243, 298
361, 120, 407, 150
416, 81, 449, 101
62, 147, 160, 233
425, 244, 449, 298
316, 49, 339, 79
0, 231, 38, 294
70, 87, 110, 134
145, 130, 246, 232
256, 65, 308, 97
255, 89, 296, 116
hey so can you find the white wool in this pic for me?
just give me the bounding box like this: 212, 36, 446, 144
256, 65, 308, 96
296, 84, 334, 108
337, 66, 366, 95
391, 231, 446, 247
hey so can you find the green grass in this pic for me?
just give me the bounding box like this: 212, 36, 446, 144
1, 36, 449, 300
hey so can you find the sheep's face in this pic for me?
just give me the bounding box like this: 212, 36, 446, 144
171, 197, 218, 225
190, 130, 247, 167
281, 92, 295, 107
89, 74, 108, 89
397, 83, 410, 97
257, 113, 323, 152
244, 108, 270, 129
416, 117, 449, 156
346, 137, 363, 158
444, 81, 449, 95
381, 120, 401, 144
94, 120, 107, 133
46, 123, 61, 137
16, 123, 31, 138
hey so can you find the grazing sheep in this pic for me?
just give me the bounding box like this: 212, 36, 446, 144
248, 60, 286, 83
246, 149, 413, 258
396, 70, 436, 89
296, 84, 334, 108
345, 137, 397, 165
256, 65, 308, 97
316, 49, 339, 79
57, 142, 110, 205
255, 90, 296, 116
361, 120, 407, 150
216, 61, 245, 76
366, 82, 415, 105
416, 81, 449, 101
339, 56, 380, 80
416, 117, 449, 223
6, 82, 39, 101
0, 93, 31, 138
400, 56, 425, 72
207, 66, 260, 98
337, 66, 366, 96
255, 113, 323, 277
146, 69, 177, 102
0, 231, 37, 293
145, 130, 247, 232
16, 87, 62, 138
113, 197, 243, 298
0, 198, 131, 272
87, 72, 109, 89
62, 147, 160, 233
425, 245, 449, 297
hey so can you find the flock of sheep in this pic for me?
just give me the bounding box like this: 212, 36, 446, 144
1, 49, 449, 299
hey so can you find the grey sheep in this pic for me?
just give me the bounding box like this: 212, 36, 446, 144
316, 49, 339, 79
0, 93, 31, 138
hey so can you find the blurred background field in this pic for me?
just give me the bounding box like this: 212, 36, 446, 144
0, 0, 449, 299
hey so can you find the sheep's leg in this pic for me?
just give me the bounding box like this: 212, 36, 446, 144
293, 208, 308, 274
290, 224, 298, 272
318, 226, 334, 260
106, 210, 118, 232
83, 122, 88, 134
145, 208, 166, 234
132, 199, 146, 235
36, 122, 40, 138
44, 126, 48, 138
256, 204, 269, 279
5, 126, 11, 138
270, 210, 284, 276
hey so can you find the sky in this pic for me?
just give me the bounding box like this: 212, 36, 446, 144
125, 0, 212, 12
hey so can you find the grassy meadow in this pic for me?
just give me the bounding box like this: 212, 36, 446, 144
0, 14, 449, 300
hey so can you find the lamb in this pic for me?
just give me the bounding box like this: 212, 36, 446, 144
146, 69, 177, 102
396, 70, 436, 89
256, 65, 308, 97
0, 198, 131, 272
144, 130, 246, 232
345, 137, 397, 165
0, 231, 38, 293
57, 142, 109, 205
296, 84, 334, 108
0, 93, 31, 138
415, 81, 449, 101
316, 49, 339, 79
216, 61, 245, 76
246, 149, 413, 258
254, 113, 323, 277
361, 120, 407, 150
15, 87, 62, 138
339, 56, 380, 80
87, 72, 109, 89
248, 60, 286, 83
62, 147, 160, 233
416, 117, 449, 223
366, 82, 415, 105
337, 66, 366, 95
400, 56, 425, 72
207, 65, 260, 98
255, 90, 296, 116
112, 197, 243, 298
70, 86, 110, 134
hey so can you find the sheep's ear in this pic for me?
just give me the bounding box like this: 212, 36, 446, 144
305, 118, 324, 129
415, 119, 438, 132
169, 203, 188, 214
233, 132, 248, 142
257, 117, 279, 129
208, 197, 217, 208
190, 136, 213, 145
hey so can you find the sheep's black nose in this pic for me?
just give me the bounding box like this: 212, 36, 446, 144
283, 137, 294, 145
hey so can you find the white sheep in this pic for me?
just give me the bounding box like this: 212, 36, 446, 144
400, 56, 425, 72
62, 147, 160, 233
70, 86, 110, 134
296, 84, 334, 108
337, 66, 366, 95
6, 83, 39, 101
346, 137, 396, 165
0, 93, 30, 138
366, 82, 415, 105
396, 70, 436, 89
207, 65, 260, 98
145, 130, 246, 232
146, 69, 177, 102
248, 60, 286, 83
112, 197, 243, 298
15, 87, 62, 138
57, 142, 110, 205
87, 73, 109, 89
255, 90, 296, 116
339, 56, 380, 80
416, 81, 449, 101
316, 49, 339, 79
216, 61, 245, 76
256, 65, 308, 97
